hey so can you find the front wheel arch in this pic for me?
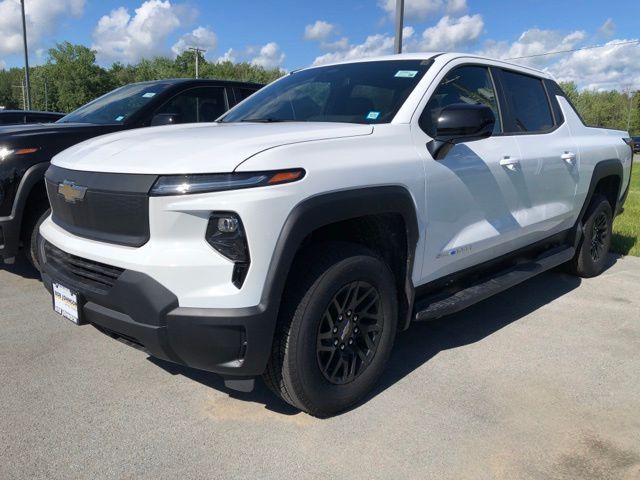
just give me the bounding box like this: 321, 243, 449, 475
261, 186, 420, 335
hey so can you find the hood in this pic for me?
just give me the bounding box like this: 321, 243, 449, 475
0, 122, 117, 144
52, 122, 373, 174
0, 122, 97, 136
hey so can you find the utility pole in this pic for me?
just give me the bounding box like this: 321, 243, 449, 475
44, 78, 48, 111
623, 84, 634, 132
20, 0, 32, 110
187, 47, 206, 79
394, 0, 404, 54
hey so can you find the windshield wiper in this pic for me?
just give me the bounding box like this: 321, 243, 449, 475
239, 118, 292, 123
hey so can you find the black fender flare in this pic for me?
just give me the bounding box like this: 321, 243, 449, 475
259, 186, 420, 331
0, 161, 50, 258
571, 158, 623, 246
12, 161, 50, 217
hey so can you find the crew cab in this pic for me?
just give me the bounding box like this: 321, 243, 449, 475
0, 79, 262, 268
39, 53, 633, 417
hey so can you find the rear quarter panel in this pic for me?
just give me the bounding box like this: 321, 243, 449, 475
559, 96, 632, 215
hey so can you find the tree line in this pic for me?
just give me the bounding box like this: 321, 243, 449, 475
0, 42, 638, 135
0, 42, 284, 114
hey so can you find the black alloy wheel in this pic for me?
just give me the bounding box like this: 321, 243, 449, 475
316, 281, 383, 385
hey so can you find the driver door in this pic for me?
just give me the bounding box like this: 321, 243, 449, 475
412, 63, 529, 283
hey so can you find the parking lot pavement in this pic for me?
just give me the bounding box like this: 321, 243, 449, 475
1, 256, 639, 480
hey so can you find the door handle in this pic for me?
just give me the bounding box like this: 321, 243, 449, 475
561, 151, 576, 165
499, 156, 520, 171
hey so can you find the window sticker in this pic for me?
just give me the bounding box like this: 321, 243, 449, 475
395, 70, 418, 78
115, 115, 125, 121
142, 92, 156, 98
366, 111, 381, 120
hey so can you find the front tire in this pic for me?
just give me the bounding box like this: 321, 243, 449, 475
568, 194, 613, 278
263, 242, 398, 417
23, 203, 50, 272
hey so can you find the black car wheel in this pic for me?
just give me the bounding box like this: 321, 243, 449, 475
568, 194, 613, 278
23, 203, 50, 272
264, 242, 398, 417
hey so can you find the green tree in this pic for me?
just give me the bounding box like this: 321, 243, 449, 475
46, 42, 114, 112
1, 41, 288, 113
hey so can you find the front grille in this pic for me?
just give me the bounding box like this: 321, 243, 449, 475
44, 241, 124, 291
45, 166, 158, 248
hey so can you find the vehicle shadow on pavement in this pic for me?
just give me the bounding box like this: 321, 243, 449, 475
148, 358, 303, 416
367, 269, 591, 407
0, 258, 40, 280
142, 256, 620, 417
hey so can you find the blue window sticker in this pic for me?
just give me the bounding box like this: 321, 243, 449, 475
142, 92, 156, 98
366, 111, 381, 120
115, 115, 125, 121
395, 70, 418, 78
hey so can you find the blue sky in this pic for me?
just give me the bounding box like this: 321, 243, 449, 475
0, 0, 638, 90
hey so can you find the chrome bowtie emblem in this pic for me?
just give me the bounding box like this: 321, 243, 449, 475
57, 181, 87, 204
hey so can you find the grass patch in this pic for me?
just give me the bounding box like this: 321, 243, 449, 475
611, 159, 639, 256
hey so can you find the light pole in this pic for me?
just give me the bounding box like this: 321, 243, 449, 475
394, 0, 404, 54
20, 0, 32, 110
187, 47, 206, 79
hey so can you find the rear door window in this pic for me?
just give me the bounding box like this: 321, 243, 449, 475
500, 70, 554, 133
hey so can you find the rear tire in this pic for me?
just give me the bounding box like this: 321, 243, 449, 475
23, 204, 50, 272
567, 194, 612, 278
263, 242, 398, 417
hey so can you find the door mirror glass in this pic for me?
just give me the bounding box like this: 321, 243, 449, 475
151, 113, 182, 126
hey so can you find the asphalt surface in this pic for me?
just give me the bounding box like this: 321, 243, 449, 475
1, 255, 639, 479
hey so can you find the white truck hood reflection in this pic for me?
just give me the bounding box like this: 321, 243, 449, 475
52, 122, 373, 174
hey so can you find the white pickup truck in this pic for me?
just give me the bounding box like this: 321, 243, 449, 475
39, 53, 633, 417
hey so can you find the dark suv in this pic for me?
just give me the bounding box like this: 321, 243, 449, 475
0, 79, 262, 268
0, 110, 65, 125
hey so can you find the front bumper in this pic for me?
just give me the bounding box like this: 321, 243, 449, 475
41, 253, 277, 377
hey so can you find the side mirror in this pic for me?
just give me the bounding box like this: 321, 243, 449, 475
427, 103, 495, 159
151, 113, 183, 127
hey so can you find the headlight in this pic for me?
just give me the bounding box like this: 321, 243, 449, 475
149, 169, 305, 196
0, 146, 40, 160
0, 147, 13, 160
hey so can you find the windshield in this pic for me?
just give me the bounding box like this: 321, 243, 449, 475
221, 59, 433, 124
58, 83, 172, 124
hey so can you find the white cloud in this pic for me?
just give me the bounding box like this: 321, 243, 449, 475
250, 42, 285, 69
412, 14, 483, 51
313, 26, 415, 65
446, 0, 467, 14
304, 20, 335, 41
172, 26, 217, 56
92, 0, 194, 64
478, 28, 587, 68
320, 37, 350, 51
217, 48, 237, 63
598, 18, 616, 38
0, 0, 85, 57
549, 40, 640, 91
475, 26, 640, 91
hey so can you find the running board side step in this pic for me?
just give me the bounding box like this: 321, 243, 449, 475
414, 246, 575, 321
